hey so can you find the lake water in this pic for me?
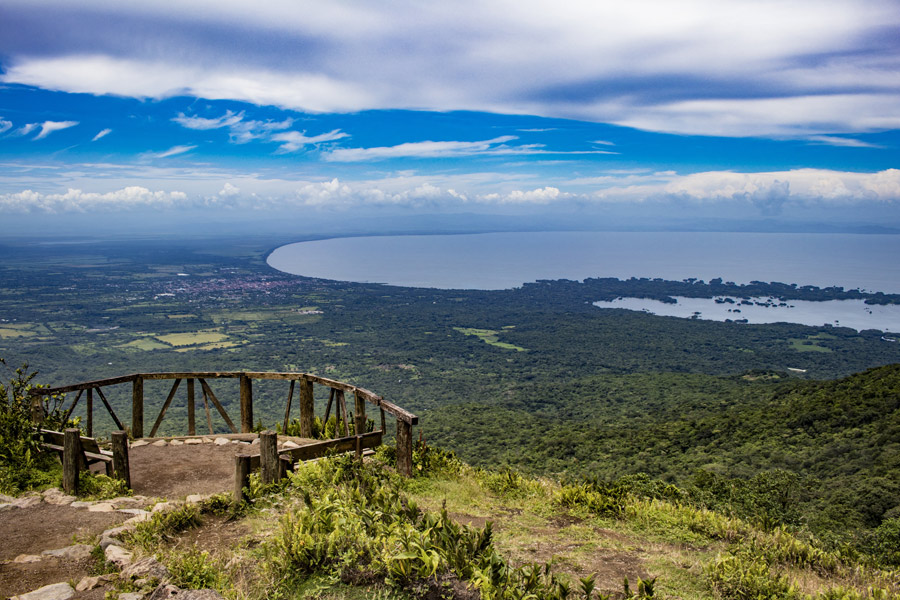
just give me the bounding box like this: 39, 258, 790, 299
268, 231, 900, 293
593, 296, 900, 333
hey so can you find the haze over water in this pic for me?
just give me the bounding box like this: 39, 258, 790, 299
268, 231, 900, 293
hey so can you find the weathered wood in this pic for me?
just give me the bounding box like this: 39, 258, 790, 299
396, 419, 413, 477
336, 390, 350, 437
372, 397, 418, 425
240, 374, 253, 433
63, 428, 81, 494
111, 430, 130, 488
86, 388, 93, 437
199, 379, 238, 433
278, 431, 382, 462
132, 376, 144, 439
201, 384, 214, 435
234, 454, 251, 505
282, 380, 295, 434
323, 387, 335, 425
149, 378, 182, 438
142, 372, 241, 380
94, 386, 124, 431
354, 390, 367, 435
259, 430, 279, 484
33, 374, 137, 396
64, 389, 83, 423
355, 435, 363, 459
187, 378, 195, 436
380, 407, 386, 433
299, 378, 314, 438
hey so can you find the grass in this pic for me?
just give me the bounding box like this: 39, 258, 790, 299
789, 338, 833, 353
454, 327, 528, 352
119, 337, 171, 351
156, 330, 229, 347
0, 326, 37, 339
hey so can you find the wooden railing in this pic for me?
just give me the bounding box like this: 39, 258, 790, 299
30, 371, 418, 476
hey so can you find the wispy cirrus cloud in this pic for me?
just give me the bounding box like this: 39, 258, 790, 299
173, 110, 295, 143
270, 129, 349, 153
324, 136, 616, 162
0, 118, 12, 134
91, 128, 112, 141
806, 135, 883, 149
33, 120, 78, 140
148, 144, 197, 159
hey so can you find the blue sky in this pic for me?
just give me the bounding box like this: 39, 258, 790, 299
1, 0, 899, 233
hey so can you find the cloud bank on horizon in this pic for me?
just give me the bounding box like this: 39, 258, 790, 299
0, 0, 898, 225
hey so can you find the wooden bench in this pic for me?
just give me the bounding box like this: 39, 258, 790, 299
41, 429, 114, 475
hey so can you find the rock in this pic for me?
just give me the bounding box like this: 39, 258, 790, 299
10, 582, 75, 600
151, 501, 175, 513
119, 593, 145, 600
89, 502, 116, 512
185, 494, 207, 504
0, 493, 17, 503
148, 585, 224, 600
169, 439, 184, 446
70, 500, 94, 508
250, 438, 260, 445
184, 438, 202, 445
42, 544, 93, 561
282, 440, 300, 449
13, 554, 44, 563
75, 576, 102, 592
43, 493, 76, 506
122, 556, 171, 581
0, 502, 17, 512
104, 544, 133, 567
214, 437, 230, 446
16, 496, 42, 508
111, 496, 141, 505
230, 440, 241, 444
151, 440, 168, 447
118, 508, 149, 516
130, 440, 149, 448
201, 438, 213, 444
124, 513, 152, 525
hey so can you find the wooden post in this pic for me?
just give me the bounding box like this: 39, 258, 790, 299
396, 419, 413, 477
354, 390, 367, 435
149, 378, 182, 437
30, 394, 45, 424
234, 454, 251, 505
132, 376, 144, 439
111, 431, 130, 488
63, 428, 81, 494
86, 388, 93, 437
282, 380, 295, 434
259, 430, 279, 484
187, 378, 195, 436
355, 435, 363, 460
240, 374, 253, 433
201, 385, 214, 435
380, 407, 386, 433
336, 390, 349, 437
299, 378, 314, 438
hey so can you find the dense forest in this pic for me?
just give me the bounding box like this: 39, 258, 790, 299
1, 233, 899, 551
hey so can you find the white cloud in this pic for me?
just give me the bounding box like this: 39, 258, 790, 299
218, 182, 240, 197
0, 119, 12, 134
805, 135, 882, 149
91, 128, 112, 141
0, 186, 188, 213
324, 136, 616, 161
11, 123, 39, 137
149, 145, 197, 158
1, 1, 897, 137
33, 120, 78, 140
270, 129, 349, 153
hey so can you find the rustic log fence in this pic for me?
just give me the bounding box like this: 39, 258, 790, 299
30, 371, 417, 476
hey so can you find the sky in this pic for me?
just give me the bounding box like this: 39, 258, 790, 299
1, 0, 899, 235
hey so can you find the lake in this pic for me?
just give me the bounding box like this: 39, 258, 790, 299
267, 231, 900, 293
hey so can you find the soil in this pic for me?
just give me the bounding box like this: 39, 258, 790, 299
128, 441, 256, 498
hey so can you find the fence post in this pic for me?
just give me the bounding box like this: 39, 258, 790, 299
86, 388, 93, 437
260, 430, 279, 484
299, 379, 314, 438
240, 374, 253, 433
354, 391, 367, 435
30, 394, 46, 424
132, 376, 144, 439
187, 378, 196, 436
396, 419, 412, 477
234, 454, 251, 505
111, 430, 131, 488
63, 428, 81, 494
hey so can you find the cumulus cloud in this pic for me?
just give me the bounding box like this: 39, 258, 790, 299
0, 186, 188, 213
1, 1, 897, 137
270, 129, 349, 153
91, 128, 112, 141
33, 120, 78, 140
218, 182, 239, 197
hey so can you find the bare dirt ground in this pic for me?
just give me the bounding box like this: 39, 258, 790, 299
129, 441, 254, 498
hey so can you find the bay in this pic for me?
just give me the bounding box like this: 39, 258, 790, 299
267, 231, 900, 293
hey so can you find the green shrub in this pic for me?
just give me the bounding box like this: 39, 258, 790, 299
167, 548, 227, 590
77, 472, 132, 500
557, 483, 626, 518
124, 504, 202, 550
